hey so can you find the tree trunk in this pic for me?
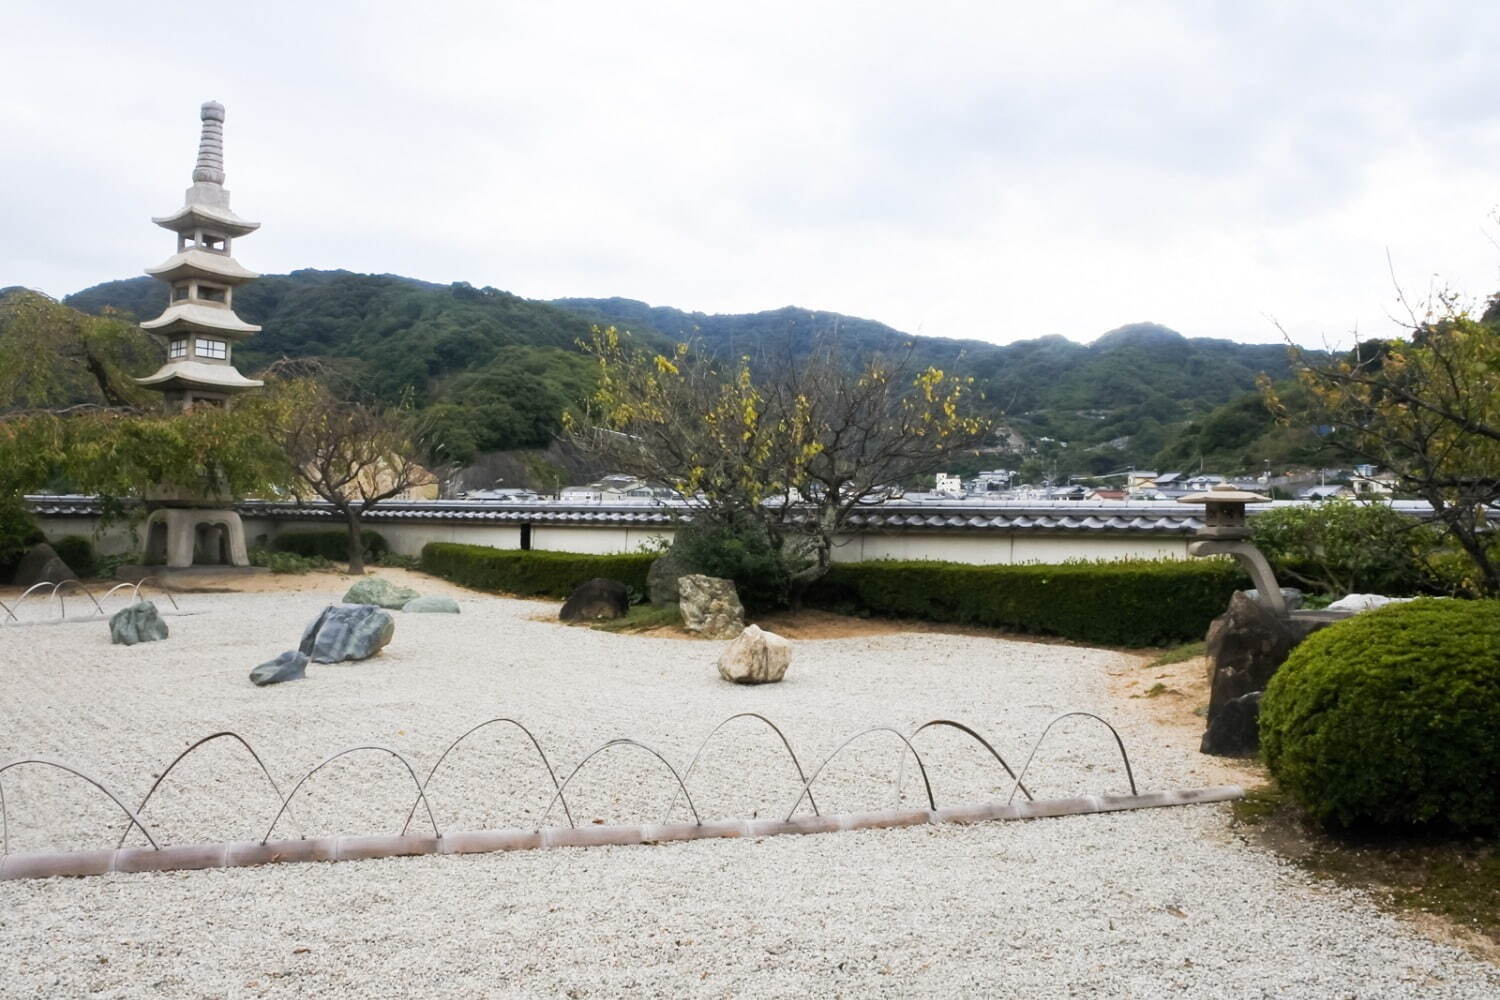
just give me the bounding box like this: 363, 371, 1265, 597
345, 510, 365, 575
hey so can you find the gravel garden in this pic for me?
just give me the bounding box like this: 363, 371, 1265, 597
0, 568, 1496, 998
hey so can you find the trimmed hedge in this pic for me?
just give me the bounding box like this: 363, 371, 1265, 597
1260, 598, 1500, 831
421, 542, 654, 598
804, 558, 1247, 647
273, 529, 388, 563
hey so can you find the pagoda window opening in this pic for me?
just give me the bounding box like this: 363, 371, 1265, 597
195, 337, 228, 360
196, 283, 228, 303
199, 232, 227, 253
168, 337, 188, 359
172, 283, 190, 301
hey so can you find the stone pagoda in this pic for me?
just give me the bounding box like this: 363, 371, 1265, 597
132, 102, 262, 572
135, 100, 263, 408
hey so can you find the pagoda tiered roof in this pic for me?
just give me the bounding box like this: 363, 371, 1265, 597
134, 360, 264, 392
145, 248, 259, 284
140, 301, 261, 337
151, 201, 260, 237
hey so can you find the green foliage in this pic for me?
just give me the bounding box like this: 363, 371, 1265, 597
63, 273, 1312, 472
804, 557, 1246, 646
0, 288, 159, 410
374, 551, 421, 570
669, 518, 802, 612
248, 546, 334, 574
1250, 499, 1443, 597
51, 535, 97, 578
1260, 598, 1500, 831
0, 493, 44, 581
420, 542, 653, 598
272, 529, 388, 563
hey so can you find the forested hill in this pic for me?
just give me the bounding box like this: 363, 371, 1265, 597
63, 269, 1305, 473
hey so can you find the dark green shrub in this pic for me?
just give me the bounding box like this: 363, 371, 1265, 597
669, 518, 802, 612
804, 557, 1245, 647
273, 529, 388, 563
421, 542, 653, 598
249, 546, 334, 575
51, 535, 97, 578
0, 493, 44, 582
1250, 500, 1440, 597
1261, 598, 1500, 831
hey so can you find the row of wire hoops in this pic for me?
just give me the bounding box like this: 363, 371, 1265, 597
0, 712, 1138, 857
0, 578, 180, 626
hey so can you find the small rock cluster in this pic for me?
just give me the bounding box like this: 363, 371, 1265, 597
249, 576, 457, 687
109, 601, 168, 646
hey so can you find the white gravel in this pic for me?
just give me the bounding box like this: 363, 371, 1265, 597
0, 576, 1495, 998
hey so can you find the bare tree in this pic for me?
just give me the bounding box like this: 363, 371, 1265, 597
569, 327, 989, 603
272, 376, 436, 574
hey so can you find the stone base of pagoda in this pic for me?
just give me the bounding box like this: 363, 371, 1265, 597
142, 507, 252, 568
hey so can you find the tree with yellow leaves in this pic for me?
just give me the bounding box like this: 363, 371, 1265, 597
1270, 292, 1500, 594
568, 327, 989, 605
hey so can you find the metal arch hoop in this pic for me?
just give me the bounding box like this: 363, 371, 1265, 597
132, 577, 180, 612
399, 718, 574, 835
540, 739, 701, 828
1005, 712, 1138, 805
0, 758, 160, 853
783, 727, 936, 823
910, 719, 1034, 803
53, 580, 104, 620
116, 731, 299, 849
0, 597, 15, 623
260, 746, 440, 845
661, 713, 820, 825
100, 582, 139, 606
14, 582, 60, 620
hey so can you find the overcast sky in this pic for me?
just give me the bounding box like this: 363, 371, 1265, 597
3, 1, 1498, 348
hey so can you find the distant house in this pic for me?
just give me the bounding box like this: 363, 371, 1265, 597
1298, 484, 1354, 501
1088, 488, 1128, 501
1351, 467, 1399, 496
934, 472, 963, 494
1184, 474, 1226, 492
559, 474, 674, 503
971, 469, 1014, 493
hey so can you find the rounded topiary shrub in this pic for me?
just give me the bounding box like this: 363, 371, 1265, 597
1260, 598, 1500, 831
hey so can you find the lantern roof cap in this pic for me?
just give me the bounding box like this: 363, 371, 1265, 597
1176, 483, 1272, 505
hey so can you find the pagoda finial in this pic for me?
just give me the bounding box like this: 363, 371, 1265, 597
192, 101, 226, 185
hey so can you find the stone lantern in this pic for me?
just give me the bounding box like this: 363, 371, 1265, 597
1178, 484, 1286, 614
130, 101, 262, 572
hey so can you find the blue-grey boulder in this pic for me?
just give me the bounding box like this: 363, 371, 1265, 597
299, 604, 395, 663
109, 600, 168, 645
403, 595, 459, 614
250, 650, 309, 686
342, 577, 419, 610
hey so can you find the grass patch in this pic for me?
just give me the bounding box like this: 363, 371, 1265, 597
1232, 780, 1500, 946
589, 604, 683, 633
1148, 640, 1205, 667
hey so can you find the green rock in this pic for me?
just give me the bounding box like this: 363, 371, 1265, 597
342, 576, 419, 610
110, 600, 168, 645
403, 595, 459, 614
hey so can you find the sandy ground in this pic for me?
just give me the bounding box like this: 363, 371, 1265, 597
0, 571, 1495, 998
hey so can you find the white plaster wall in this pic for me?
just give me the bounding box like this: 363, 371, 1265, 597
33, 512, 1188, 565
530, 526, 675, 555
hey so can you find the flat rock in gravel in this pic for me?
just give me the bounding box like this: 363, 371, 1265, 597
342, 576, 419, 609
717, 624, 792, 684
12, 542, 77, 588
559, 578, 629, 621
249, 650, 308, 686
678, 574, 744, 639
108, 600, 168, 645
298, 604, 394, 662
403, 595, 460, 614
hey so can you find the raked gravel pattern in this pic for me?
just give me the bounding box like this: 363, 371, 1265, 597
0, 580, 1495, 998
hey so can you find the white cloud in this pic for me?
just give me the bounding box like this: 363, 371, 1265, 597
2, 0, 1497, 348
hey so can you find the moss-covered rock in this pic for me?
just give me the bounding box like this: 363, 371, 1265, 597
1260, 598, 1500, 831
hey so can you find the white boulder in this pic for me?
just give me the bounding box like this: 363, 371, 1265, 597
1325, 593, 1416, 613
716, 625, 792, 685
